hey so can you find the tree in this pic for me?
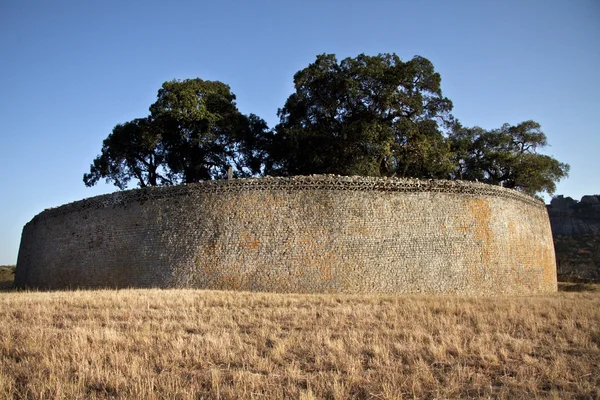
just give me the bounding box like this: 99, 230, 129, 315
83, 118, 173, 190
85, 61, 569, 198
449, 120, 569, 195
267, 53, 455, 178
84, 79, 270, 189
150, 79, 268, 182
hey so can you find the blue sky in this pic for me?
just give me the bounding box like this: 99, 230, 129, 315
1, 0, 598, 264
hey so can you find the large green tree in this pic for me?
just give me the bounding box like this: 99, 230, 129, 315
85, 79, 269, 189
83, 117, 172, 190
449, 120, 569, 195
85, 57, 569, 198
149, 79, 268, 182
267, 53, 455, 178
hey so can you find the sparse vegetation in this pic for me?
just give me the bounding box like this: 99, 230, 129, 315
558, 282, 600, 292
0, 265, 14, 290
1, 287, 598, 399
555, 234, 600, 281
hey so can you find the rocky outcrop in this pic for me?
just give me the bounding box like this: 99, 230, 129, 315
547, 195, 600, 236
547, 195, 600, 281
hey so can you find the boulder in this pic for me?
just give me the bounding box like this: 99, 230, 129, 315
550, 195, 577, 212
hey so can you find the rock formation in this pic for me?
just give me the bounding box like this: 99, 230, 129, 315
547, 195, 600, 281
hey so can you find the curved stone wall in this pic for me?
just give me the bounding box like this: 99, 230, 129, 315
15, 176, 557, 294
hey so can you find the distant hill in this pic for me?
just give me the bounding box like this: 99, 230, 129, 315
547, 195, 600, 281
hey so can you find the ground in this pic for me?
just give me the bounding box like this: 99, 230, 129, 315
0, 279, 598, 399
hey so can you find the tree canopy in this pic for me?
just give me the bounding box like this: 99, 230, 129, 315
266, 53, 454, 178
448, 120, 569, 195
84, 79, 269, 188
83, 117, 170, 190
85, 53, 569, 196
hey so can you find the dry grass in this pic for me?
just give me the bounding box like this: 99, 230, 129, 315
0, 286, 598, 400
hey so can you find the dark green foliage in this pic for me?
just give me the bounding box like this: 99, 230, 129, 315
267, 53, 454, 178
83, 118, 171, 190
150, 79, 270, 183
85, 55, 568, 197
85, 79, 270, 189
449, 120, 569, 195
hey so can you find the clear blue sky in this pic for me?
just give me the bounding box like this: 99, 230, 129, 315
1, 0, 598, 264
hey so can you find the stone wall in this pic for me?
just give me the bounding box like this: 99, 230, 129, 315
15, 176, 557, 294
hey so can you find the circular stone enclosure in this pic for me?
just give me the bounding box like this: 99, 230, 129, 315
15, 176, 557, 294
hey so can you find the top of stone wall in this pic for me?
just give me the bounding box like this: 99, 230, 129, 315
28, 175, 545, 225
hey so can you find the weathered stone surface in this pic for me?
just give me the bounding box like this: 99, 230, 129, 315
581, 195, 600, 205
547, 194, 600, 281
550, 195, 577, 212
15, 176, 557, 294
547, 195, 600, 237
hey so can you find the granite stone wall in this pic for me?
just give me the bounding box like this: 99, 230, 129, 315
15, 176, 557, 294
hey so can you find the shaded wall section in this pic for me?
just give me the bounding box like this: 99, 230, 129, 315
15, 176, 557, 294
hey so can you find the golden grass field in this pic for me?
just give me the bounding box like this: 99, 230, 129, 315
0, 269, 598, 399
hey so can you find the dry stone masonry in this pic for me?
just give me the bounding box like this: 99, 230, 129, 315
15, 175, 557, 294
